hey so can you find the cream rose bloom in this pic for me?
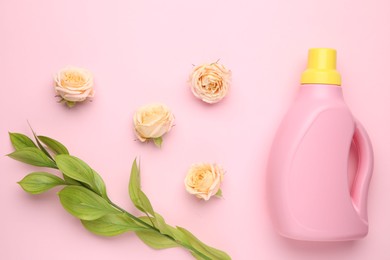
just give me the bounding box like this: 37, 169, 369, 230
54, 66, 94, 107
189, 62, 231, 104
133, 104, 175, 146
185, 163, 225, 200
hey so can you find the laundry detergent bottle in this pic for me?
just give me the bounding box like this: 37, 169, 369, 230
267, 48, 373, 241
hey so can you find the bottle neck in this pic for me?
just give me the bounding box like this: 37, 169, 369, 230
299, 84, 344, 100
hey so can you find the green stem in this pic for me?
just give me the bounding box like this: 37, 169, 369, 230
108, 200, 211, 260
109, 200, 155, 229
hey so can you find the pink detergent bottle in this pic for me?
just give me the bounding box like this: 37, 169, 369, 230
267, 48, 374, 241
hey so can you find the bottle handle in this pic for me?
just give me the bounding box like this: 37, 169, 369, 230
351, 120, 374, 223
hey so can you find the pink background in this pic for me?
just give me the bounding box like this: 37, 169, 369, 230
1, 0, 390, 259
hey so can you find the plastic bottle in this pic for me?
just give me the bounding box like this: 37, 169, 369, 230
267, 48, 374, 241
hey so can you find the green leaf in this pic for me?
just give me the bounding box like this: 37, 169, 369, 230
27, 123, 54, 161
65, 101, 76, 108
56, 155, 107, 199
63, 174, 82, 186
130, 215, 217, 259
129, 159, 155, 216
58, 186, 118, 221
18, 172, 65, 194
7, 147, 57, 168
138, 190, 155, 216
177, 227, 231, 260
38, 136, 69, 155
136, 230, 178, 249
167, 226, 188, 244
92, 169, 108, 199
153, 137, 163, 148
129, 159, 140, 204
138, 214, 192, 248
139, 213, 174, 237
81, 213, 145, 236
154, 213, 172, 236
9, 132, 37, 150
215, 189, 223, 198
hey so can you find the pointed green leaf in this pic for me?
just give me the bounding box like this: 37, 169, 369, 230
153, 137, 163, 148
81, 213, 145, 236
215, 189, 223, 198
139, 213, 173, 237
136, 230, 178, 249
63, 174, 82, 186
129, 159, 140, 204
55, 155, 107, 199
27, 123, 54, 161
139, 214, 192, 244
55, 155, 90, 183
154, 213, 172, 236
177, 227, 231, 260
137, 216, 212, 259
18, 172, 65, 194
92, 169, 108, 199
165, 225, 188, 244
58, 186, 118, 220
9, 132, 37, 151
138, 190, 155, 216
8, 147, 57, 168
38, 136, 69, 155
129, 159, 155, 216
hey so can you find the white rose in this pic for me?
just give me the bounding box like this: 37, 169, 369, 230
54, 66, 94, 107
185, 163, 225, 200
189, 62, 231, 104
133, 103, 175, 146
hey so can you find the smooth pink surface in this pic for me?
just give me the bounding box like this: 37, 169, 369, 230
268, 85, 372, 241
1, 0, 390, 259
351, 120, 374, 222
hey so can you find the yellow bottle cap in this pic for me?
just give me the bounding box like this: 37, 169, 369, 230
300, 48, 341, 86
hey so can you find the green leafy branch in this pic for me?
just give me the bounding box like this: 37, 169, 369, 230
8, 131, 231, 260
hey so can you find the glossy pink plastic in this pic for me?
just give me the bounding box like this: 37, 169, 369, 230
267, 84, 373, 241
